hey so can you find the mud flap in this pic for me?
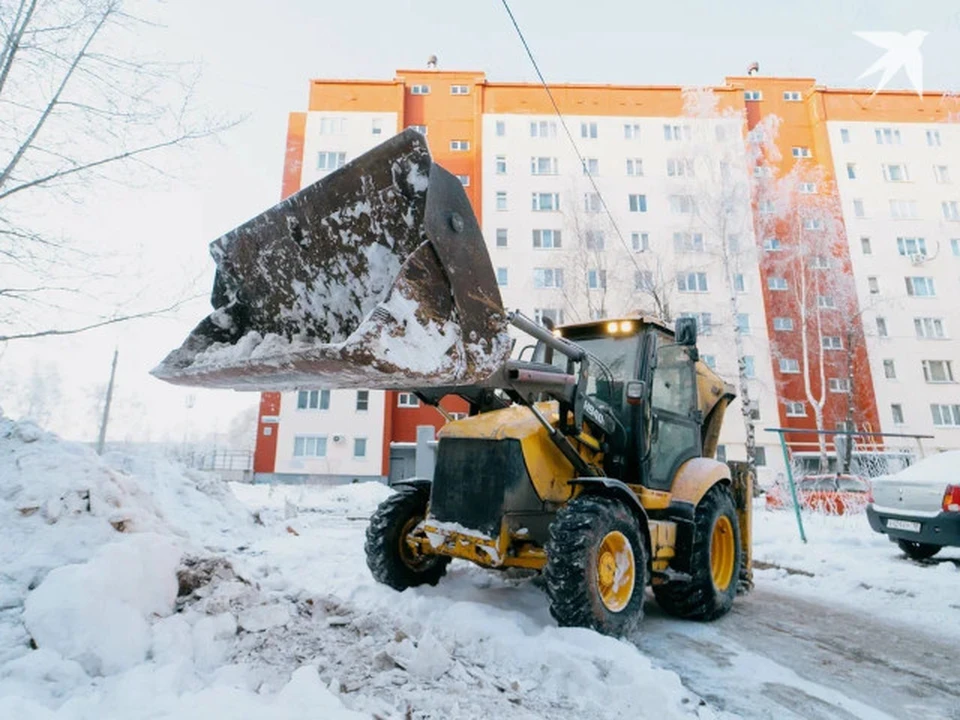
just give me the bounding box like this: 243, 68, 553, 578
152, 130, 510, 391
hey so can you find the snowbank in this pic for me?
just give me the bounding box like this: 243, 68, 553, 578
229, 480, 392, 517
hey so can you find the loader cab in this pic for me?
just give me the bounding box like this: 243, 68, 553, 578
536, 316, 703, 490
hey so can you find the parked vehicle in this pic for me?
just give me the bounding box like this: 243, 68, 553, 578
867, 451, 960, 559
766, 474, 872, 515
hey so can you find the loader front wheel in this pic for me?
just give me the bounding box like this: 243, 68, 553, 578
544, 495, 647, 637
653, 485, 741, 621
365, 486, 450, 591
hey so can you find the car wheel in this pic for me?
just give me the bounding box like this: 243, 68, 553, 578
896, 539, 941, 560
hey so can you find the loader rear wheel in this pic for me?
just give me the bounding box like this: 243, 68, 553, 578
544, 496, 647, 637
653, 485, 741, 621
365, 486, 450, 591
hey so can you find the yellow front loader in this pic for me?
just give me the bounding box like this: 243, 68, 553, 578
155, 130, 752, 636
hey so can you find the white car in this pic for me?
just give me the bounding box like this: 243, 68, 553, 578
867, 451, 960, 560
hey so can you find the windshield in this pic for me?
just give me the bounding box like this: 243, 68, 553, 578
534, 333, 639, 404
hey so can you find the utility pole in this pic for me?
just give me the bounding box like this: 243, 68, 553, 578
96, 348, 118, 455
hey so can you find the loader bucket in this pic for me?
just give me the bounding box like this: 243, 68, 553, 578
152, 129, 510, 391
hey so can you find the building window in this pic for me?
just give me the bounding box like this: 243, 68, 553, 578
799, 182, 817, 194
952, 238, 960, 256
792, 146, 812, 159
450, 84, 469, 95
754, 166, 773, 179
534, 308, 564, 325
629, 194, 648, 213
532, 192, 560, 211
624, 123, 641, 140
883, 359, 897, 379
846, 163, 857, 180
495, 155, 507, 175
768, 276, 788, 291
353, 437, 367, 458
496, 120, 506, 136
297, 389, 330, 411
663, 124, 691, 141
496, 192, 507, 211
932, 404, 960, 427
371, 119, 382, 135
935, 165, 951, 184
702, 355, 716, 370
743, 356, 756, 378
586, 269, 607, 289
785, 401, 806, 417
822, 335, 843, 350
876, 317, 888, 337
876, 127, 902, 145
450, 140, 470, 151
669, 194, 696, 214
773, 317, 794, 331
868, 276, 879, 294
397, 393, 420, 408
631, 232, 649, 252
496, 228, 508, 248
853, 199, 865, 217
780, 358, 800, 374
530, 156, 558, 175
840, 128, 851, 144
626, 158, 644, 176
716, 444, 727, 462
810, 255, 830, 269
410, 84, 430, 95
634, 270, 654, 290
759, 199, 776, 214
736, 313, 751, 335
673, 232, 704, 252
943, 201, 960, 221
533, 268, 564, 289
585, 231, 605, 250
891, 404, 905, 425
818, 295, 836, 308
667, 158, 695, 177
680, 312, 712, 336
883, 164, 909, 182
496, 267, 508, 286
905, 276, 936, 297
915, 317, 946, 339
927, 129, 942, 147
783, 91, 802, 102
922, 360, 954, 383
828, 377, 850, 393
532, 229, 562, 249
582, 157, 599, 176
677, 272, 708, 293
356, 390, 369, 411
744, 90, 762, 101
734, 274, 746, 293
581, 192, 601, 213
530, 120, 557, 138
317, 151, 346, 171
897, 237, 927, 256
861, 237, 872, 254
889, 199, 919, 219
803, 218, 824, 230
580, 121, 598, 139
407, 124, 427, 136
763, 237, 781, 252
755, 446, 767, 467
456, 174, 470, 187
318, 117, 346, 135
293, 435, 327, 458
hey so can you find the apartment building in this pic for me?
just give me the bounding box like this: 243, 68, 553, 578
251, 68, 960, 483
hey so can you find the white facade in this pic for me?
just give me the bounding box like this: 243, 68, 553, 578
481, 112, 783, 480
829, 120, 960, 451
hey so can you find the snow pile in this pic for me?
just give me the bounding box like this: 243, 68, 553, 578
229, 480, 392, 518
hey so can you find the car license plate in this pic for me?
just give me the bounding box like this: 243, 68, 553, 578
887, 519, 921, 533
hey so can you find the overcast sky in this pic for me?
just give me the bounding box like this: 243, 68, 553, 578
3, 0, 958, 444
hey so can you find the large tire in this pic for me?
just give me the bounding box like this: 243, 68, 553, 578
654, 485, 741, 621
544, 495, 648, 637
897, 539, 941, 560
365, 486, 450, 590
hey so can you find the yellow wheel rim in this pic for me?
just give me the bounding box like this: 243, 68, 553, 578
399, 515, 425, 569
596, 531, 636, 612
710, 515, 736, 592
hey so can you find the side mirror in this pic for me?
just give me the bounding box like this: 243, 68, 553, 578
675, 316, 698, 346
625, 380, 646, 406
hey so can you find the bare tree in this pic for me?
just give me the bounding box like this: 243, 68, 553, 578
0, 0, 232, 341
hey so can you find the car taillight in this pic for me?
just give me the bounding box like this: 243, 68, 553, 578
943, 485, 960, 513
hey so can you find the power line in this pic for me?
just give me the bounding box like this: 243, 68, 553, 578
499, 0, 645, 278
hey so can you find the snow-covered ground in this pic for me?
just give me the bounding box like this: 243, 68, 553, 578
2, 413, 957, 719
